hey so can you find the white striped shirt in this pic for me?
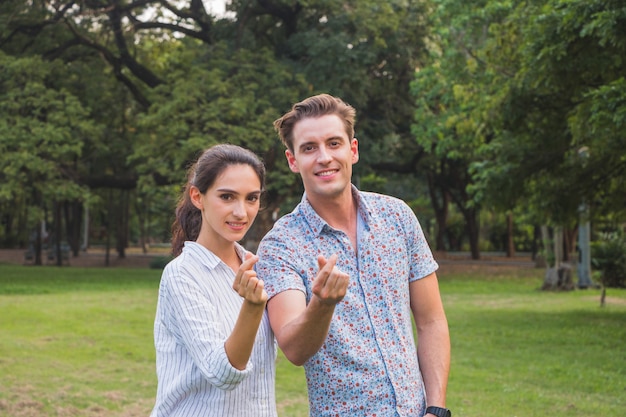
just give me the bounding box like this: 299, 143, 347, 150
150, 241, 277, 417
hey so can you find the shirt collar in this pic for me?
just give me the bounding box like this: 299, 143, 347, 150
183, 241, 247, 270
300, 184, 372, 236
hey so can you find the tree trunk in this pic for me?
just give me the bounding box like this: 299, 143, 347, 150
542, 226, 574, 291
531, 225, 540, 261
506, 212, 515, 257
427, 173, 449, 251
563, 226, 576, 262
34, 219, 43, 266
64, 200, 82, 256
54, 200, 63, 267
135, 192, 149, 254
116, 189, 129, 258
104, 190, 112, 267
462, 206, 480, 260
32, 189, 44, 265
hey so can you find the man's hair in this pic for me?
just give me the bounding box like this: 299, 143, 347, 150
273, 94, 356, 152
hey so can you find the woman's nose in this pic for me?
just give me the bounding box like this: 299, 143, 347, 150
233, 200, 245, 217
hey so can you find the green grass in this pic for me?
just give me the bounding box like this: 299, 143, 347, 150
1, 264, 624, 416
441, 267, 626, 416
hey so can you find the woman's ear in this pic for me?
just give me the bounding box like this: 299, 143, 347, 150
189, 185, 203, 210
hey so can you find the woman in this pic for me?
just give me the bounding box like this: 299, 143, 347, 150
150, 144, 277, 417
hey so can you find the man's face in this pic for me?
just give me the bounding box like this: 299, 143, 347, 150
285, 114, 359, 203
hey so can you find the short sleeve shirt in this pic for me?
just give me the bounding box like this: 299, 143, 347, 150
256, 186, 439, 416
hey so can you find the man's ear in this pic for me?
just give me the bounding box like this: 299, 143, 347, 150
189, 186, 203, 210
285, 149, 300, 173
351, 138, 359, 164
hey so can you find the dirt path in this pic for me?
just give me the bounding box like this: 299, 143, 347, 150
0, 248, 163, 269
1, 247, 536, 271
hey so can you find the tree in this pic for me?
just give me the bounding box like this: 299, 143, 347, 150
474, 0, 626, 225
243, 1, 441, 246
134, 39, 310, 245
1, 1, 310, 252
411, 0, 511, 259
0, 53, 98, 264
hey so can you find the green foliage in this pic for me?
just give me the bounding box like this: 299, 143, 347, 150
2, 0, 624, 256
149, 255, 173, 270
358, 172, 388, 192
0, 52, 97, 241
591, 231, 626, 288
134, 41, 308, 201
471, 0, 626, 223
256, 0, 430, 176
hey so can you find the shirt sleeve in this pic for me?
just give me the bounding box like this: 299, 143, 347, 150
398, 200, 439, 282
162, 261, 253, 390
256, 226, 307, 300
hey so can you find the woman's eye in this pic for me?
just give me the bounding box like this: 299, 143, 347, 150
220, 194, 233, 200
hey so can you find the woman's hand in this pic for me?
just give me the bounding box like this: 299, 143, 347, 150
232, 253, 267, 305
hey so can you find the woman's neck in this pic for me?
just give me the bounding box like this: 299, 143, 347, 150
198, 238, 241, 272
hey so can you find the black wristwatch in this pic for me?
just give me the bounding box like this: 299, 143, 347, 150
426, 406, 452, 417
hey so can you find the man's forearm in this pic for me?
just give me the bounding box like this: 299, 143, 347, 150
274, 297, 337, 366
417, 318, 450, 406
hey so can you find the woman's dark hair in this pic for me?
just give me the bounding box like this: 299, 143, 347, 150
171, 144, 265, 257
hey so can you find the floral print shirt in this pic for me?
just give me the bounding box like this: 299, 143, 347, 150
256, 186, 439, 416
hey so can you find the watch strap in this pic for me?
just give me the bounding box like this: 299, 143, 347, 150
426, 406, 451, 417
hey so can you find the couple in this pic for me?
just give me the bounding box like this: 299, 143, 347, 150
150, 94, 451, 417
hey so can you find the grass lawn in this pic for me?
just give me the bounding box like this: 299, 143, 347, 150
0, 263, 624, 416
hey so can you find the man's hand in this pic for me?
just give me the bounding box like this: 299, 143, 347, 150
232, 253, 267, 305
311, 254, 349, 305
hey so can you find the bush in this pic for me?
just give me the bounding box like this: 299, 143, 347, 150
149, 255, 173, 270
591, 232, 626, 288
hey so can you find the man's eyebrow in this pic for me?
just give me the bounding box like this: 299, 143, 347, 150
298, 136, 344, 149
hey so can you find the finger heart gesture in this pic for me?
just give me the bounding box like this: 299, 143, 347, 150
312, 254, 350, 305
233, 253, 268, 305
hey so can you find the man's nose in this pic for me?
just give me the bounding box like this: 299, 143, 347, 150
317, 147, 332, 164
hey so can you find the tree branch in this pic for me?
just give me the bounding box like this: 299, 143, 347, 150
63, 18, 152, 108
108, 3, 163, 88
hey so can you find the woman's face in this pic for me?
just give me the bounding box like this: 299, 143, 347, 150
191, 164, 262, 250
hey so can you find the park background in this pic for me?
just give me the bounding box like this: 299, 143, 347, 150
1, 0, 625, 416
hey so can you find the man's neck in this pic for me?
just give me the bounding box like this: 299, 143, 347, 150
308, 188, 358, 246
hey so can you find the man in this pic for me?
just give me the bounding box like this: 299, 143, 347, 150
256, 94, 451, 417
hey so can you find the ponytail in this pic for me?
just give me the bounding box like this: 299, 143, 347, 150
171, 180, 201, 257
